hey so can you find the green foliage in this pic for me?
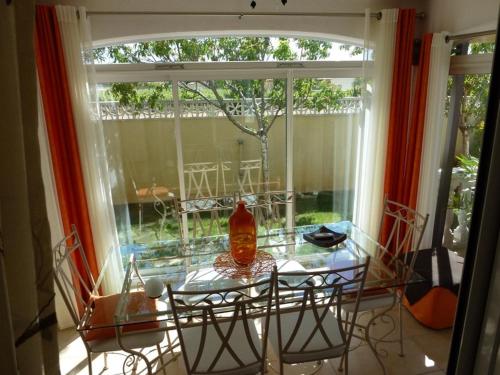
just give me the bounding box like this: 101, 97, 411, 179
456, 154, 479, 176
469, 42, 495, 54
94, 37, 334, 64
448, 42, 494, 156
450, 154, 479, 216
95, 36, 361, 189
96, 37, 357, 133
106, 82, 172, 110
296, 213, 315, 226
339, 44, 364, 56
469, 124, 485, 157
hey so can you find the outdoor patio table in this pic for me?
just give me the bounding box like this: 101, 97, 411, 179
79, 221, 425, 374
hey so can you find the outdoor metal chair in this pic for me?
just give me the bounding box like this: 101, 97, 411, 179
269, 260, 370, 375
175, 194, 236, 240
221, 159, 262, 196
132, 178, 174, 236
184, 162, 220, 199
238, 190, 295, 232
167, 276, 274, 375
53, 225, 167, 375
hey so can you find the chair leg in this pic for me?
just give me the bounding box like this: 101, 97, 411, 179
139, 203, 143, 232
166, 330, 176, 358
338, 311, 349, 372
344, 352, 349, 375
103, 352, 108, 370
338, 352, 345, 372
399, 301, 405, 357
87, 352, 93, 375
157, 344, 167, 375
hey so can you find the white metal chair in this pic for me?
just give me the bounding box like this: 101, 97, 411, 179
342, 199, 429, 359
132, 178, 173, 235
181, 162, 228, 239
53, 225, 167, 374
239, 190, 295, 232
221, 159, 262, 195
176, 194, 236, 239
269, 260, 370, 375
184, 162, 220, 199
167, 276, 274, 375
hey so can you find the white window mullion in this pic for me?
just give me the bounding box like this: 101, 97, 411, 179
172, 80, 189, 244
286, 70, 294, 234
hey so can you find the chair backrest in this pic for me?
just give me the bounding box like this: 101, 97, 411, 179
184, 162, 219, 199
238, 190, 294, 231
167, 277, 274, 375
175, 194, 236, 239
273, 259, 370, 362
237, 159, 262, 194
220, 161, 232, 196
378, 199, 429, 276
52, 225, 102, 327
220, 159, 262, 195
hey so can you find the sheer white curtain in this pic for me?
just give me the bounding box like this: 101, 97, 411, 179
354, 9, 398, 238
38, 84, 78, 329
55, 6, 123, 294
416, 33, 452, 249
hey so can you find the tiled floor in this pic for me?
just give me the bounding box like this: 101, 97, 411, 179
59, 307, 451, 375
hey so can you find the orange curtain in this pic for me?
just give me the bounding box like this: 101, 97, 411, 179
381, 10, 432, 252
35, 5, 98, 305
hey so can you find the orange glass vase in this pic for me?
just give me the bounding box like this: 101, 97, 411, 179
229, 201, 257, 266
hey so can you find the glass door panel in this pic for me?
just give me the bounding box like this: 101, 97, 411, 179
97, 81, 181, 265
444, 72, 491, 256
178, 79, 286, 236
293, 77, 362, 225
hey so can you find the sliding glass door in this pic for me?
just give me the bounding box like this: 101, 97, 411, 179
178, 79, 286, 237
96, 68, 364, 273
293, 77, 362, 225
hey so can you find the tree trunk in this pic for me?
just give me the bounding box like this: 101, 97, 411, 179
462, 128, 470, 157
259, 134, 270, 193
258, 133, 274, 226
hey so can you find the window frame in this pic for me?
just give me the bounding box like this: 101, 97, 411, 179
93, 59, 367, 246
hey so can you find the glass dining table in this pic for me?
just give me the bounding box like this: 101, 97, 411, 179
80, 222, 425, 375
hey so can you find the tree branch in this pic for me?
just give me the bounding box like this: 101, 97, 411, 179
206, 82, 258, 137
260, 80, 266, 129
250, 87, 263, 130
178, 82, 221, 109
264, 104, 285, 135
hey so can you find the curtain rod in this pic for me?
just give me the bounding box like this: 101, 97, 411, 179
446, 30, 497, 43
84, 10, 425, 20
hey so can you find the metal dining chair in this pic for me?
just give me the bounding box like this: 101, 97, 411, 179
53, 225, 167, 375
341, 198, 429, 362
167, 276, 274, 375
268, 260, 370, 375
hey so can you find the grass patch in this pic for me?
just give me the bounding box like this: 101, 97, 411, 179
118, 210, 343, 247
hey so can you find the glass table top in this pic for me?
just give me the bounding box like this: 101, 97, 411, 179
78, 222, 425, 331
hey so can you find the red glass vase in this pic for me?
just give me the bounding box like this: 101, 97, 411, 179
229, 201, 257, 266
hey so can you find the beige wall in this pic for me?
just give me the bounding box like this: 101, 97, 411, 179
37, 0, 427, 46
103, 113, 360, 204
